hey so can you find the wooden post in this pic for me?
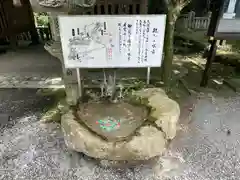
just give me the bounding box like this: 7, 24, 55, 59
39, 28, 44, 41
188, 11, 195, 29
46, 12, 79, 106
206, 11, 212, 29
219, 40, 226, 46
48, 13, 61, 42
9, 35, 18, 50
140, 0, 148, 14
200, 39, 218, 87
27, 0, 39, 45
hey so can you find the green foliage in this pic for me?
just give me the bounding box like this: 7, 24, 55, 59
34, 13, 49, 27
37, 15, 49, 27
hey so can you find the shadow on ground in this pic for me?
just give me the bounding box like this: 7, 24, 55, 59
0, 44, 61, 76
0, 89, 57, 128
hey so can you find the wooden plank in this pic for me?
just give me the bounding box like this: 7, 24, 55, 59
118, 4, 123, 14
0, 0, 11, 38
94, 5, 98, 14
97, 4, 101, 14
132, 3, 137, 14
114, 4, 119, 14
136, 3, 140, 14
200, 39, 218, 87
123, 4, 129, 14
104, 0, 108, 14
140, 0, 147, 14
109, 4, 114, 14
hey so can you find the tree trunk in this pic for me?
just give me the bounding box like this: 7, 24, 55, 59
161, 8, 176, 87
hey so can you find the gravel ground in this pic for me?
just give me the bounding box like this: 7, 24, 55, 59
0, 89, 240, 180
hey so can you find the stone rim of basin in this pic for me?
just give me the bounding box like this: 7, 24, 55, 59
61, 88, 180, 161
75, 100, 150, 142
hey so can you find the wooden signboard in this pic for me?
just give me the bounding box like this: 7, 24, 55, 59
58, 15, 166, 68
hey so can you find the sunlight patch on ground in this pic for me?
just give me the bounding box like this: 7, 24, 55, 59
0, 75, 64, 89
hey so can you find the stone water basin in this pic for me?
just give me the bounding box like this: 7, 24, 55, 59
77, 102, 149, 142
61, 88, 180, 161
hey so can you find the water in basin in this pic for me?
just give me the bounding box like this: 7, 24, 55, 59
77, 102, 149, 142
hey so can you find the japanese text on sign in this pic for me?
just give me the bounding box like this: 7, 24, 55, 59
59, 15, 166, 68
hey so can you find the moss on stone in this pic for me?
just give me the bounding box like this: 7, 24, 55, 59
57, 98, 70, 114
40, 107, 61, 123
37, 88, 69, 124
147, 113, 158, 122
36, 88, 66, 98
128, 93, 150, 107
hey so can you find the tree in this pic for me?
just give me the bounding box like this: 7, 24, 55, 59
161, 0, 192, 87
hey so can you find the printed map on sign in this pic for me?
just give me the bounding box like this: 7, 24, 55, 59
58, 15, 166, 68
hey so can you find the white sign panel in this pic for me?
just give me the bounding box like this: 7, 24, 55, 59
217, 0, 240, 34
58, 15, 166, 68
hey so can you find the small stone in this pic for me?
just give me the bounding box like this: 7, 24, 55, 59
227, 130, 231, 136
